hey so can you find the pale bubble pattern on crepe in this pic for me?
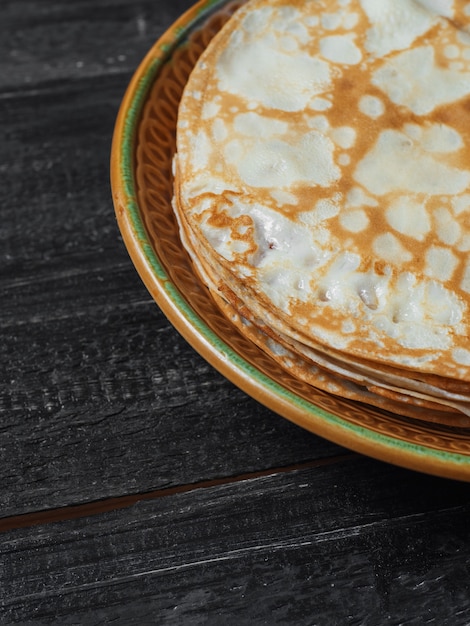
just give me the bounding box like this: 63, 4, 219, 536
173, 0, 470, 418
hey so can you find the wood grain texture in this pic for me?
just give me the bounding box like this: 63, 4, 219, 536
2, 458, 470, 625
0, 0, 195, 91
0, 299, 344, 515
4, 0, 470, 623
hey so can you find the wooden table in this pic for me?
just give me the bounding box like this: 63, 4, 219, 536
2, 1, 470, 623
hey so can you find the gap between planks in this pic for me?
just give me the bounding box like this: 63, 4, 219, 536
0, 453, 358, 533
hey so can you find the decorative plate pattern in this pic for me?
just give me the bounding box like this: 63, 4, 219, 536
111, 0, 470, 481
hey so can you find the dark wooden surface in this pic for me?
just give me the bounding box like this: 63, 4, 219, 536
2, 1, 470, 623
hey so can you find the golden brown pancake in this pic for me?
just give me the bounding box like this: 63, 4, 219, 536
173, 0, 470, 419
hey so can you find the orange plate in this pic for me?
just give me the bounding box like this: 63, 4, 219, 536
111, 0, 470, 481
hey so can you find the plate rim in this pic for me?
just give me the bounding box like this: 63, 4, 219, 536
110, 0, 470, 481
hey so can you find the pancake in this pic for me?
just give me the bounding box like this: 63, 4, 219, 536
176, 196, 470, 416
176, 192, 470, 426
173, 0, 470, 419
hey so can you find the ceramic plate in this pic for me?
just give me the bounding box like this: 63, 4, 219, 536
111, 0, 470, 481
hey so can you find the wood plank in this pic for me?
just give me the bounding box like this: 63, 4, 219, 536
0, 0, 195, 93
2, 458, 470, 624
0, 74, 127, 282
0, 298, 344, 516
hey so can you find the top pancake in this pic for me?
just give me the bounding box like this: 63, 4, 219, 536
174, 0, 470, 381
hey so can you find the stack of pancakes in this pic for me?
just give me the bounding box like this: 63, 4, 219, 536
173, 0, 470, 422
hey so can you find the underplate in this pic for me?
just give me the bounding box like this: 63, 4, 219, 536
111, 0, 470, 481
